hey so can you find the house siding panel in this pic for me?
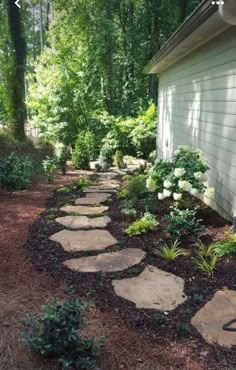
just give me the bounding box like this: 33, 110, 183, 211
158, 26, 236, 220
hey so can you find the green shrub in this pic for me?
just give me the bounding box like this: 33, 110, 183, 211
157, 240, 189, 262
98, 142, 114, 170
165, 206, 205, 241
72, 134, 90, 170
0, 152, 32, 190
114, 150, 124, 169
121, 207, 137, 219
20, 297, 101, 369
122, 174, 148, 201
42, 156, 58, 183
125, 212, 159, 235
58, 148, 69, 175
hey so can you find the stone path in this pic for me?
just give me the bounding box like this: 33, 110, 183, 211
49, 170, 236, 348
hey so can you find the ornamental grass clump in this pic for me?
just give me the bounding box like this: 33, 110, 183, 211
125, 212, 159, 235
146, 145, 214, 201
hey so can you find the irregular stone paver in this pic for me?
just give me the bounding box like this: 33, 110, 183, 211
49, 229, 117, 252
86, 192, 112, 199
89, 184, 119, 190
55, 215, 111, 230
191, 290, 236, 347
112, 265, 187, 310
63, 248, 146, 272
97, 172, 119, 179
60, 205, 108, 215
75, 196, 108, 205
83, 188, 117, 194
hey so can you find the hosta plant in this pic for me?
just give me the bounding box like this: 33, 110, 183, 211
146, 145, 214, 201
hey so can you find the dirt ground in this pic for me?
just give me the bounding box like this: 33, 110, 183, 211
0, 171, 205, 370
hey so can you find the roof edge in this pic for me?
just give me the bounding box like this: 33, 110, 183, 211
144, 0, 217, 74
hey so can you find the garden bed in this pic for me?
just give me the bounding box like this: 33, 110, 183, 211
25, 177, 236, 369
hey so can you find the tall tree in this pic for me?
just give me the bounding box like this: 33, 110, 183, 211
6, 0, 27, 140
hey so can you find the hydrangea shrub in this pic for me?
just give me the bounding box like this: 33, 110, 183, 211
146, 145, 214, 201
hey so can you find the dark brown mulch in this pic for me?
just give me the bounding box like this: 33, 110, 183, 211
25, 180, 236, 370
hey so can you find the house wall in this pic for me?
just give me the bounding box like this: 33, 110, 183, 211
158, 26, 236, 220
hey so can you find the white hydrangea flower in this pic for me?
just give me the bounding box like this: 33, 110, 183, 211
194, 149, 208, 165
178, 180, 192, 192
190, 188, 198, 196
174, 168, 186, 177
173, 193, 182, 201
163, 189, 172, 198
200, 174, 208, 183
158, 192, 165, 200
194, 171, 203, 180
205, 187, 215, 199
146, 177, 157, 192
163, 179, 172, 189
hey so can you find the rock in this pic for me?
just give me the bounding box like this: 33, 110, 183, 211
49, 229, 117, 252
191, 289, 236, 347
86, 192, 112, 198
75, 195, 109, 205
89, 184, 119, 190
96, 172, 119, 179
83, 188, 117, 194
112, 265, 187, 310
60, 205, 108, 215
55, 215, 111, 229
63, 248, 146, 272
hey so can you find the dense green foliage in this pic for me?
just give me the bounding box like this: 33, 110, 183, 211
125, 212, 159, 235
42, 156, 57, 183
20, 297, 100, 369
0, 152, 32, 190
72, 134, 91, 170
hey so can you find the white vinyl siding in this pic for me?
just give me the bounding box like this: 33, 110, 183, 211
158, 26, 236, 220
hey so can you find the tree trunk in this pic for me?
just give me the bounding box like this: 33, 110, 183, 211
105, 0, 114, 114
39, 0, 44, 50
7, 0, 27, 141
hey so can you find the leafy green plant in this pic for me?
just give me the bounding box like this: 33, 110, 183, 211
114, 150, 124, 169
0, 152, 32, 191
98, 142, 114, 170
125, 212, 159, 235
193, 294, 204, 305
196, 255, 218, 275
120, 174, 148, 201
58, 148, 69, 175
72, 134, 90, 170
42, 156, 58, 183
176, 323, 191, 337
157, 240, 188, 262
20, 297, 101, 370
121, 207, 137, 219
213, 233, 236, 257
70, 177, 92, 190
165, 206, 205, 241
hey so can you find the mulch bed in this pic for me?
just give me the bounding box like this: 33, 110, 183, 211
25, 178, 236, 369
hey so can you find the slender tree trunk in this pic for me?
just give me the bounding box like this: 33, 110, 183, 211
32, 3, 36, 60
105, 0, 114, 114
39, 0, 44, 50
7, 0, 27, 141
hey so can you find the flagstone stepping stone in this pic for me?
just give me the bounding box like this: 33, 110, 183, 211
63, 248, 146, 273
49, 229, 117, 252
60, 205, 108, 215
191, 290, 236, 348
89, 184, 119, 190
86, 192, 112, 199
75, 196, 108, 205
97, 172, 119, 179
112, 265, 187, 310
83, 187, 117, 194
55, 215, 111, 230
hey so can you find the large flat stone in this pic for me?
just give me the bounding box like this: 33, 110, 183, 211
86, 192, 112, 198
63, 248, 146, 272
75, 195, 109, 205
191, 290, 236, 348
55, 215, 111, 229
60, 205, 108, 215
97, 172, 119, 179
112, 265, 187, 310
89, 184, 119, 190
83, 188, 117, 194
49, 229, 117, 252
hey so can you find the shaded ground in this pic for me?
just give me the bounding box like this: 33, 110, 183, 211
0, 170, 224, 370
